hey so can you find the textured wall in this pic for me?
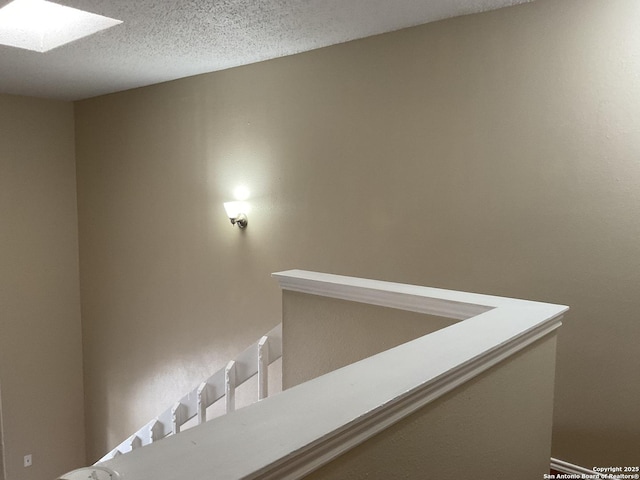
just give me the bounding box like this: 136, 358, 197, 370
304, 335, 558, 479
282, 291, 456, 389
75, 0, 640, 466
0, 94, 85, 479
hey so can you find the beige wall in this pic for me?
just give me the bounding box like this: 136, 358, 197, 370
304, 334, 558, 479
282, 291, 457, 389
75, 0, 640, 467
0, 94, 85, 479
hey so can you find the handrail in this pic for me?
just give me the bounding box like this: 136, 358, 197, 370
96, 323, 282, 463
68, 270, 567, 480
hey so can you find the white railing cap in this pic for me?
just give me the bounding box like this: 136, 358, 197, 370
97, 271, 568, 480
272, 269, 566, 320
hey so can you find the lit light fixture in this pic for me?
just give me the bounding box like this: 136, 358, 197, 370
224, 201, 249, 229
0, 0, 122, 53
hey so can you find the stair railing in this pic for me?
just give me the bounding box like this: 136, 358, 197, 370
96, 323, 282, 463
59, 270, 569, 480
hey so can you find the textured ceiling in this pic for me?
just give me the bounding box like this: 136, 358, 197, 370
0, 0, 533, 101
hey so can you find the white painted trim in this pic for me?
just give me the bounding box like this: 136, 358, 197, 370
58, 466, 121, 480
225, 361, 237, 414
551, 458, 623, 479
273, 269, 555, 320
196, 383, 207, 425
93, 271, 567, 480
255, 318, 562, 480
171, 403, 184, 435
258, 336, 269, 400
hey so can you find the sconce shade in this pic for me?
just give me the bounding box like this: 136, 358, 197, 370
224, 201, 245, 219
224, 201, 249, 228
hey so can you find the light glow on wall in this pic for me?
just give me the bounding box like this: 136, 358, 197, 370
0, 0, 122, 53
233, 186, 250, 201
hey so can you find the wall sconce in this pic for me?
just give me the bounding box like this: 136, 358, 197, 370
224, 201, 249, 229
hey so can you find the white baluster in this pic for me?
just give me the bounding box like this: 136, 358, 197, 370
171, 402, 184, 435
225, 360, 236, 413
149, 419, 162, 443
197, 382, 208, 424
258, 335, 269, 400
128, 435, 142, 451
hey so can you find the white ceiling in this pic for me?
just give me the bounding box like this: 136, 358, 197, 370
0, 0, 532, 101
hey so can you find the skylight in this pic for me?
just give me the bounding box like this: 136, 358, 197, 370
0, 0, 122, 53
